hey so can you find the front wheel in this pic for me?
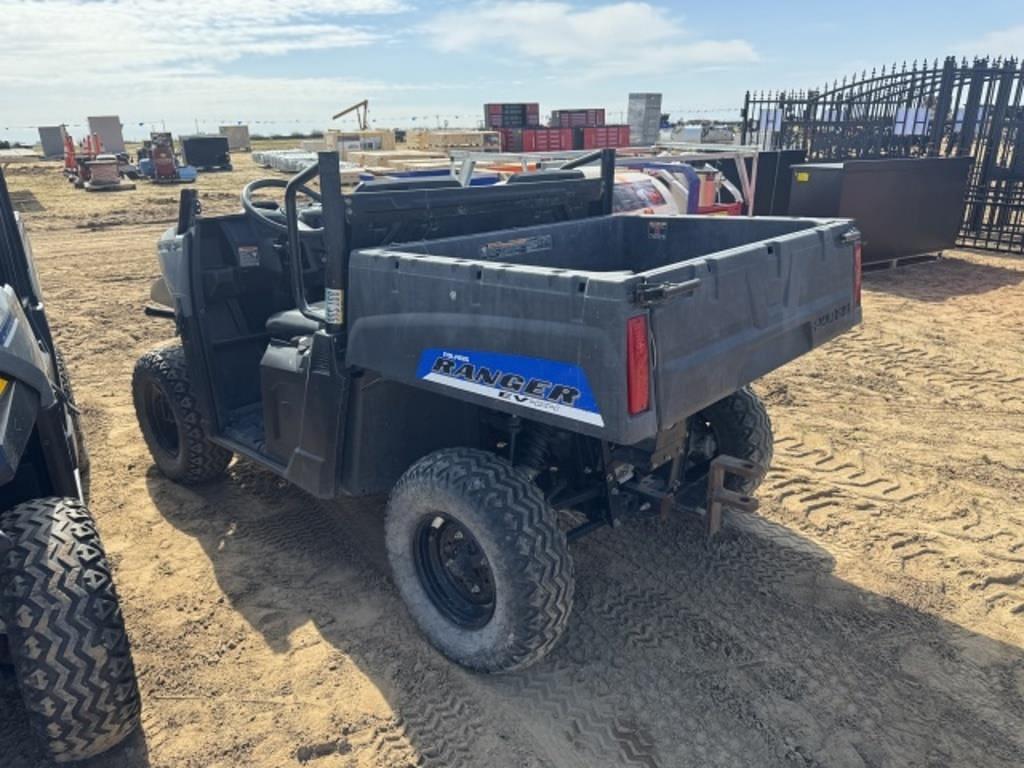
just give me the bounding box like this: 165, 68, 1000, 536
385, 448, 574, 673
0, 497, 141, 762
132, 344, 232, 483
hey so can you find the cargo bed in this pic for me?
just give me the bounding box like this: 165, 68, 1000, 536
348, 214, 861, 445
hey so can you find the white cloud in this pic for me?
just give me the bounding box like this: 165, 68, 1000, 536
0, 0, 406, 85
420, 2, 757, 77
954, 25, 1024, 59
0, 0, 416, 137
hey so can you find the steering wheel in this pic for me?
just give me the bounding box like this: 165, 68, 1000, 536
241, 177, 323, 234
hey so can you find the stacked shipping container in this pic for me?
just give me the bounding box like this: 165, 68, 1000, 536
549, 109, 606, 128
497, 129, 523, 152
484, 103, 541, 129
498, 125, 630, 151
486, 102, 630, 151
627, 93, 662, 146
522, 128, 575, 152
581, 125, 631, 149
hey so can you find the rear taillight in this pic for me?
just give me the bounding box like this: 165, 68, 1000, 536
853, 242, 862, 306
627, 315, 650, 415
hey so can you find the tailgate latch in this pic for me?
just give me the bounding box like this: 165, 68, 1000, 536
634, 277, 701, 306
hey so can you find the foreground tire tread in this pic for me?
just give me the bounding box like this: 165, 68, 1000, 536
387, 447, 574, 673
132, 344, 232, 483
1, 497, 141, 762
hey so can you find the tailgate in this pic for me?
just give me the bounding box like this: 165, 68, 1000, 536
644, 220, 860, 424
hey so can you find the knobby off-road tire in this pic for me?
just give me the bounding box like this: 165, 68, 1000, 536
132, 344, 232, 483
0, 497, 141, 762
54, 347, 90, 494
693, 386, 774, 495
386, 448, 574, 673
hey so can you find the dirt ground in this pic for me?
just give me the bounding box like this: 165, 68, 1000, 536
0, 149, 1022, 768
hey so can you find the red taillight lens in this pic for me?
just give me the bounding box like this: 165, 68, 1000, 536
853, 242, 862, 306
627, 315, 650, 415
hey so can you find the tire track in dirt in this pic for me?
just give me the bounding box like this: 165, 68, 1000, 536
761, 425, 1024, 621
582, 517, 1024, 767
830, 328, 1024, 411
200, 469, 512, 768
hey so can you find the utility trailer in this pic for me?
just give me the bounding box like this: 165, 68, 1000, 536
135, 150, 862, 673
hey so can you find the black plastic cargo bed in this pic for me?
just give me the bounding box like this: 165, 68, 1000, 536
346, 214, 861, 445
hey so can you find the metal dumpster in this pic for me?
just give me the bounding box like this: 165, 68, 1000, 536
788, 157, 971, 265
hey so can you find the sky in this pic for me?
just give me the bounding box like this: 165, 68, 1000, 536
2, 0, 1023, 144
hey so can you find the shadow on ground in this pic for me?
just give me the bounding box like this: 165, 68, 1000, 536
864, 253, 1024, 302
122, 459, 1024, 767
8, 456, 1022, 767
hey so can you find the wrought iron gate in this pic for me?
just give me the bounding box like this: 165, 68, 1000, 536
741, 57, 1024, 253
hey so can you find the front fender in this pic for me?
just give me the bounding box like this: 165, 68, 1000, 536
150, 275, 173, 307
0, 285, 54, 408
0, 377, 41, 485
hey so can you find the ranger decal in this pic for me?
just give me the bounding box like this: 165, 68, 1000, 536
416, 349, 604, 427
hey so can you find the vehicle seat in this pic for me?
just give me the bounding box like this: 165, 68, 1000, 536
266, 301, 324, 339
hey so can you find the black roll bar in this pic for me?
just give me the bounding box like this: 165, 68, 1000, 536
284, 152, 347, 331
559, 148, 616, 215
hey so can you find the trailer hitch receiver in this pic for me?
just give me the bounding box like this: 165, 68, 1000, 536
704, 455, 761, 537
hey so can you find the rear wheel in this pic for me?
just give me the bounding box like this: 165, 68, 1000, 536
0, 497, 141, 762
386, 448, 574, 673
132, 344, 232, 483
685, 386, 774, 495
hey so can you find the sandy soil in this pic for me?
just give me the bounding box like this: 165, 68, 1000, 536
1, 150, 1022, 768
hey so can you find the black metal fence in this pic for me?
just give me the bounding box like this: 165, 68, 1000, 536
741, 57, 1024, 254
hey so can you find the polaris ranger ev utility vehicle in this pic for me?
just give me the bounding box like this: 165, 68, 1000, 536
0, 169, 140, 761
136, 150, 861, 673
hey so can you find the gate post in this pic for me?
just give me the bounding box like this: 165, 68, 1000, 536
970, 59, 1016, 235
928, 56, 957, 156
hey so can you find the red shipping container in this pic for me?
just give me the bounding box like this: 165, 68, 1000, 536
582, 125, 630, 148
485, 102, 541, 128
498, 128, 523, 152
522, 128, 574, 152
551, 109, 605, 128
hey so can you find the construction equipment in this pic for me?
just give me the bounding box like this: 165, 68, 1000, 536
331, 99, 369, 129
138, 133, 197, 183
83, 155, 136, 192
62, 133, 136, 190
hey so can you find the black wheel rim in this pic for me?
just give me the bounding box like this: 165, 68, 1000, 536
414, 514, 496, 629
143, 380, 180, 458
